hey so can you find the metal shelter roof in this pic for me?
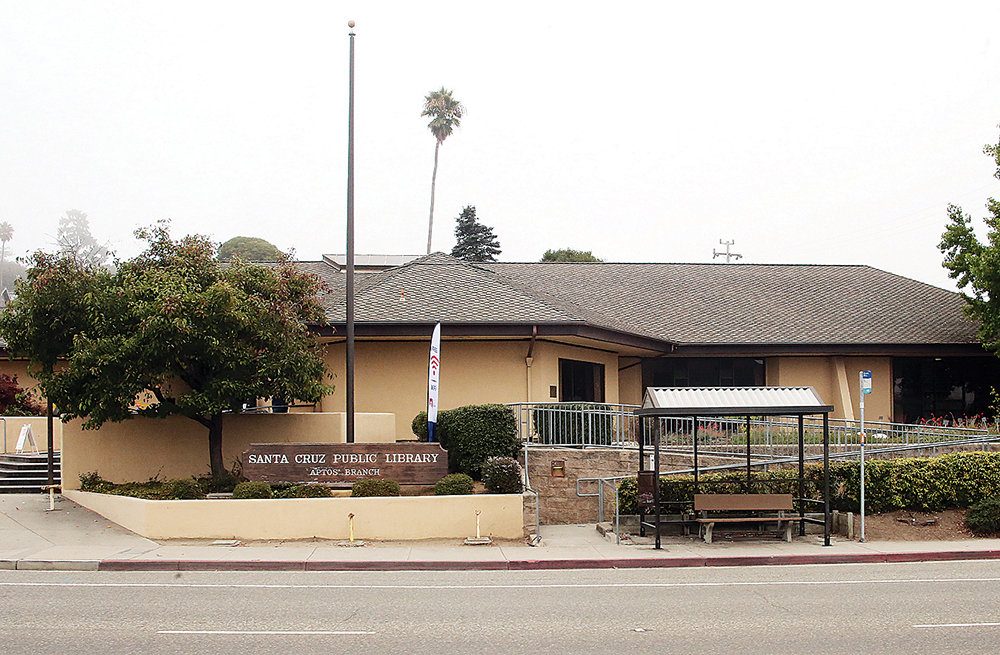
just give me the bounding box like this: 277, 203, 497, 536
635, 386, 834, 416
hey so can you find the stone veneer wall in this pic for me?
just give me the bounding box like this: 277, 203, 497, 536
522, 447, 739, 525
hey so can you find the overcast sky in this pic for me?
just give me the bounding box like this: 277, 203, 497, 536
2, 2, 999, 291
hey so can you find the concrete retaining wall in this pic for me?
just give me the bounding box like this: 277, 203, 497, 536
62, 413, 396, 489
65, 489, 524, 541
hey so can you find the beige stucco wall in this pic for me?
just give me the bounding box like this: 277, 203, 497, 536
618, 359, 643, 406
322, 339, 622, 439
61, 413, 395, 489
0, 416, 61, 454
64, 489, 524, 540
767, 356, 892, 421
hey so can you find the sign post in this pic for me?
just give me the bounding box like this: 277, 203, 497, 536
427, 323, 441, 442
859, 370, 872, 542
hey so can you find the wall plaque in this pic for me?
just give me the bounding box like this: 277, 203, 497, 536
243, 443, 449, 485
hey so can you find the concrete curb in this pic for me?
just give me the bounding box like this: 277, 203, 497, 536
14, 560, 100, 571
92, 549, 1000, 572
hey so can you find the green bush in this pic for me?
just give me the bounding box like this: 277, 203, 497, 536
435, 404, 520, 478
167, 478, 204, 499
351, 478, 401, 497
618, 452, 1000, 515
481, 456, 524, 493
292, 484, 333, 498
411, 409, 456, 442
232, 481, 273, 499
532, 403, 615, 445
966, 497, 1000, 535
434, 473, 475, 496
79, 471, 112, 493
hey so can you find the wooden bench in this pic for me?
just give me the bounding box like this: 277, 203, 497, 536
694, 493, 798, 544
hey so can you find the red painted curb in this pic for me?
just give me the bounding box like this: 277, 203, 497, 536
304, 560, 510, 571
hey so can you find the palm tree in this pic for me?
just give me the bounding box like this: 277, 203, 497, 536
0, 222, 12, 290
422, 88, 465, 254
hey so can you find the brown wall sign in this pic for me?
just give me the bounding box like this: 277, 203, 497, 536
243, 443, 449, 485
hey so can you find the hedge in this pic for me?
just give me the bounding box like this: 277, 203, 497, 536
617, 452, 1000, 515
412, 404, 520, 478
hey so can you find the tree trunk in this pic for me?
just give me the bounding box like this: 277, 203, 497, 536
427, 140, 440, 255
207, 413, 225, 482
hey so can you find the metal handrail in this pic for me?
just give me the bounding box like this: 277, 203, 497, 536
577, 475, 629, 544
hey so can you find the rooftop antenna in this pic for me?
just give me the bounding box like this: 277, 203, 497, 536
712, 239, 743, 263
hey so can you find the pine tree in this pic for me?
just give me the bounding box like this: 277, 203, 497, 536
451, 206, 501, 262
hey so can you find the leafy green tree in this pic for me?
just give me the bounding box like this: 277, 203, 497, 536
0, 222, 332, 483
939, 127, 1000, 354
451, 206, 500, 263
56, 210, 111, 268
540, 248, 605, 263
422, 87, 465, 254
218, 236, 284, 262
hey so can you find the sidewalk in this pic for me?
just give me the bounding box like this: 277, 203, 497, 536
4, 493, 1000, 572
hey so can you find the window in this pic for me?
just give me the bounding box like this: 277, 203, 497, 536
559, 359, 605, 402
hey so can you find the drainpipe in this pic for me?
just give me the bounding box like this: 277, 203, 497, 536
525, 325, 537, 402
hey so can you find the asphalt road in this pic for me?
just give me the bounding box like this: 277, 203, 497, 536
3, 561, 1000, 655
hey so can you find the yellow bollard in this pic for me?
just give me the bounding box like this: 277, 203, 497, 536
348, 512, 355, 543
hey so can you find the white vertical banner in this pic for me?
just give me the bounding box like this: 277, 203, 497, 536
427, 322, 441, 442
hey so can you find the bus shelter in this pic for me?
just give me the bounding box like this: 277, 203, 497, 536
635, 386, 834, 548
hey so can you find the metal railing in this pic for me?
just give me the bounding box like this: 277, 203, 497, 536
576, 475, 626, 544
511, 402, 994, 455
509, 402, 640, 446
641, 415, 993, 458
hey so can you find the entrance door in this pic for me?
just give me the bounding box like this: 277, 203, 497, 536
559, 359, 605, 402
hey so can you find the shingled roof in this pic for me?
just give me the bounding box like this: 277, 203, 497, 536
304, 253, 979, 351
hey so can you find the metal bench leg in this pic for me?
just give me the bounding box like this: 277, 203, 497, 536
703, 522, 714, 544
783, 520, 793, 542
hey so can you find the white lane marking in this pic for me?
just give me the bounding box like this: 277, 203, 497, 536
2, 578, 1000, 590
914, 623, 1000, 628
158, 630, 374, 635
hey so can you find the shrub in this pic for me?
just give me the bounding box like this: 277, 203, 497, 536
617, 452, 1000, 515
167, 478, 203, 499
434, 473, 474, 496
79, 471, 112, 493
618, 468, 820, 514
481, 456, 524, 494
351, 478, 400, 497
411, 409, 455, 442
412, 411, 429, 441
966, 497, 1000, 535
532, 403, 614, 445
439, 404, 520, 478
232, 481, 273, 499
292, 484, 333, 498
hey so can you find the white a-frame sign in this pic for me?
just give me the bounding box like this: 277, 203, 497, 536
14, 424, 39, 454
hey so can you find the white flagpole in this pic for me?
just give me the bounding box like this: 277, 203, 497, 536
427, 323, 441, 442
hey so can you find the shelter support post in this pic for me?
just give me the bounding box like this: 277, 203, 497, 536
654, 416, 661, 550
638, 417, 645, 538
746, 415, 751, 491
824, 413, 831, 546
693, 417, 699, 492
798, 414, 806, 536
